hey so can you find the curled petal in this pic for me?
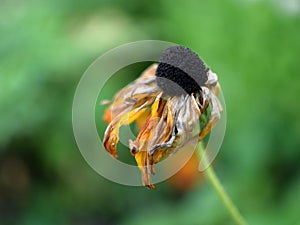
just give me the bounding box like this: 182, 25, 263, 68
173, 95, 201, 147
134, 151, 156, 189
103, 64, 161, 157
103, 64, 160, 121
131, 95, 165, 188
132, 94, 202, 188
199, 92, 222, 140
104, 99, 154, 157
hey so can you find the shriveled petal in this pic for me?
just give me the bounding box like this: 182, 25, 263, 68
132, 94, 165, 149
104, 99, 153, 157
103, 64, 160, 123
132, 94, 202, 188
174, 95, 201, 147
103, 64, 162, 157
149, 95, 201, 176
199, 91, 222, 140
134, 151, 156, 189
131, 95, 165, 188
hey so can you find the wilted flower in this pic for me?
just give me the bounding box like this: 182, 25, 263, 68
102, 46, 222, 189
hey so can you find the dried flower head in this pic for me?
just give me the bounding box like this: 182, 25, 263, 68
102, 46, 222, 189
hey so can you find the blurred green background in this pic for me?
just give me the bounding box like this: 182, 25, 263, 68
1, 0, 300, 224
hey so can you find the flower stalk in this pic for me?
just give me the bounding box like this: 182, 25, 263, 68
197, 143, 248, 225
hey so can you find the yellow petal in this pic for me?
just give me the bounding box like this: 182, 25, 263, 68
134, 151, 156, 189
104, 102, 150, 157
132, 96, 167, 188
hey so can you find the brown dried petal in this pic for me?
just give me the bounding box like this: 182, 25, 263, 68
104, 64, 160, 120
133, 94, 202, 188
103, 64, 161, 157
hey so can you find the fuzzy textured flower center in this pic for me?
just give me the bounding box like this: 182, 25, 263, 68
155, 46, 208, 96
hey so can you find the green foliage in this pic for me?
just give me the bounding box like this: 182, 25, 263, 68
1, 0, 300, 224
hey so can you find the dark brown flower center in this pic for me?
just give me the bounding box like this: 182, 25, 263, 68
155, 46, 208, 96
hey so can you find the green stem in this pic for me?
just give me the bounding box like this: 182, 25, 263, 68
197, 143, 248, 225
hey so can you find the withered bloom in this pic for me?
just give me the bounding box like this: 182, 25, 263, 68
103, 46, 222, 189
